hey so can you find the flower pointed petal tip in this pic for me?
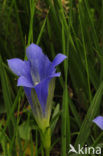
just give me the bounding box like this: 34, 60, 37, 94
52, 53, 67, 67
7, 59, 16, 71
51, 72, 61, 77
26, 43, 43, 58
93, 116, 103, 130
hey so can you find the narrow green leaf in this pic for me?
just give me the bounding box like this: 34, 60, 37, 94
75, 81, 103, 147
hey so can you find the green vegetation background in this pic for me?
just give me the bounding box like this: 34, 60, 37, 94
0, 0, 103, 155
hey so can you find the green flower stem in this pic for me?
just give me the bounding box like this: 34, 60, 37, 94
40, 127, 51, 156
45, 148, 50, 156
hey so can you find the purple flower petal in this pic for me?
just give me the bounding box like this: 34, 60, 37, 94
48, 53, 67, 75
34, 73, 61, 113
26, 43, 51, 81
7, 59, 30, 77
52, 53, 67, 67
24, 87, 33, 109
17, 76, 34, 88
93, 116, 103, 130
8, 59, 34, 88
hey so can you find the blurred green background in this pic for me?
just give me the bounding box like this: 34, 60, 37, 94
0, 0, 103, 156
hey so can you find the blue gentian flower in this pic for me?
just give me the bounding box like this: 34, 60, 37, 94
7, 43, 67, 129
93, 116, 103, 130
